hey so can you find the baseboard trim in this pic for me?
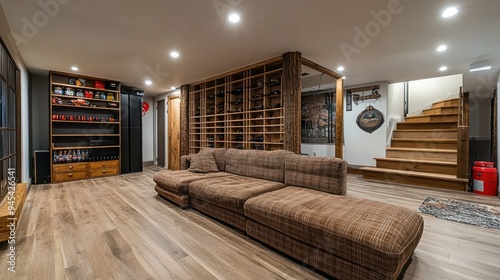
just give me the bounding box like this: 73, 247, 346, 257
143, 161, 154, 167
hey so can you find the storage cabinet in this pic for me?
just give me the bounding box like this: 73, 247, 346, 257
50, 71, 121, 183
188, 59, 284, 154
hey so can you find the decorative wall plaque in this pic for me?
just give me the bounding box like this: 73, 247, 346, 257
356, 105, 384, 134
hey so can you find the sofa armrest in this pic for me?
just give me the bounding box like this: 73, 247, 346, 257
180, 155, 190, 170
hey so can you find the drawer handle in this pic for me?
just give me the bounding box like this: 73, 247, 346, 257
68, 174, 73, 177
102, 163, 107, 166
102, 170, 107, 173
68, 166, 73, 169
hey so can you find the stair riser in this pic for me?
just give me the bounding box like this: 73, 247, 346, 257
386, 150, 457, 163
391, 140, 457, 150
433, 100, 459, 108
405, 115, 458, 123
397, 122, 457, 130
376, 160, 457, 175
393, 131, 457, 139
363, 171, 467, 191
423, 107, 459, 115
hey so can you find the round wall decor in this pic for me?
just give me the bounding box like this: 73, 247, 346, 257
356, 105, 385, 134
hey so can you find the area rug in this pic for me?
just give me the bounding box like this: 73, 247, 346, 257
418, 197, 500, 230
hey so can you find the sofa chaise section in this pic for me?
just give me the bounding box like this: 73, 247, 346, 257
153, 148, 228, 208
244, 154, 423, 280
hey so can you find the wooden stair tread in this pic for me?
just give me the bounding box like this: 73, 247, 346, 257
360, 167, 468, 182
400, 120, 458, 124
394, 129, 457, 132
392, 138, 456, 142
374, 158, 457, 166
432, 98, 459, 106
387, 147, 456, 153
405, 113, 458, 119
423, 105, 458, 112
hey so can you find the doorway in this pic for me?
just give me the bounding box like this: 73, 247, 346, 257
157, 100, 165, 167
168, 95, 181, 170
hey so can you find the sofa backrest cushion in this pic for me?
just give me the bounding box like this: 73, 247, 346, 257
284, 154, 347, 195
199, 148, 227, 172
225, 149, 290, 182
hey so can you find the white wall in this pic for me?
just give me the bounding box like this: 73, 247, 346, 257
0, 5, 30, 183
142, 96, 154, 162
301, 82, 389, 167
407, 74, 462, 116
343, 82, 389, 166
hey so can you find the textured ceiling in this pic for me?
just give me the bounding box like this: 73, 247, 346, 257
1, 0, 499, 96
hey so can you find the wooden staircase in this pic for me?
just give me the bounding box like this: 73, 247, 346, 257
361, 96, 469, 191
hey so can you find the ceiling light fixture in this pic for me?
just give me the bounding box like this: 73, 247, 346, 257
71, 66, 78, 71
342, 76, 346, 80
171, 87, 177, 90
228, 13, 241, 23
469, 60, 492, 72
437, 45, 447, 52
337, 66, 345, 72
442, 7, 458, 18
145, 80, 153, 86
170, 51, 180, 58
439, 66, 448, 71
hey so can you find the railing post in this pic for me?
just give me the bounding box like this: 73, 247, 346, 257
457, 88, 470, 187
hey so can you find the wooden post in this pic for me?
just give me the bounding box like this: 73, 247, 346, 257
456, 89, 470, 183
180, 85, 190, 156
282, 51, 302, 154
335, 78, 344, 159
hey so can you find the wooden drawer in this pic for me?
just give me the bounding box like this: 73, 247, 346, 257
87, 160, 119, 170
53, 162, 87, 173
88, 167, 119, 178
52, 172, 87, 183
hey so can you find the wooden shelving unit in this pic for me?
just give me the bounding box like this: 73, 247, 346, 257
50, 71, 121, 183
188, 59, 284, 154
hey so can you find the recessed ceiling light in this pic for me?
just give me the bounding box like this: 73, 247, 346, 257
228, 13, 241, 23
171, 87, 177, 90
442, 7, 458, 18
437, 45, 447, 52
71, 66, 78, 71
337, 66, 345, 72
439, 66, 448, 71
342, 76, 346, 80
170, 51, 180, 58
145, 80, 153, 86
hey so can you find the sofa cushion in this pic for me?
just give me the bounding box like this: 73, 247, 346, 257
200, 148, 227, 172
153, 170, 229, 194
285, 154, 347, 195
188, 150, 219, 173
224, 149, 290, 182
244, 187, 424, 277
189, 174, 284, 214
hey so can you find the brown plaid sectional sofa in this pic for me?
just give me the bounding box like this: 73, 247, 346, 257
153, 148, 424, 280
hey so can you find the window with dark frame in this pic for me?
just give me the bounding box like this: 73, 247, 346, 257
0, 39, 19, 202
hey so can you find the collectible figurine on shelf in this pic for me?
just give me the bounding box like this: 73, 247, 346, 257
76, 78, 86, 87
65, 87, 75, 96
76, 89, 84, 97
84, 90, 93, 98
68, 78, 76, 85
107, 93, 115, 101
53, 87, 63, 95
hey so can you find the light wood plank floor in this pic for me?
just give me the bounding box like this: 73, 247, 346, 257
1, 166, 500, 280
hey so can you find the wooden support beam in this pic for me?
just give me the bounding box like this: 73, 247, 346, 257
302, 57, 342, 79
282, 51, 302, 154
456, 89, 469, 182
335, 78, 344, 159
180, 85, 189, 157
